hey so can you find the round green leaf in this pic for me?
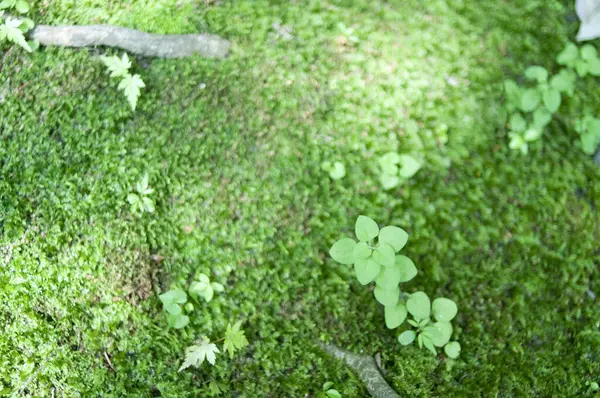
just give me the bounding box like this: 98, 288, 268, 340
159, 289, 188, 305
407, 291, 430, 320
375, 262, 401, 290
355, 215, 379, 242
396, 255, 417, 282
325, 389, 342, 398
576, 59, 589, 77
372, 243, 395, 266
509, 113, 526, 132
380, 173, 401, 190
580, 44, 597, 61
374, 285, 400, 307
378, 226, 408, 252
542, 89, 561, 113
524, 65, 548, 83
444, 341, 461, 359
430, 321, 453, 347
354, 259, 380, 285
329, 238, 356, 265
589, 57, 600, 77
353, 241, 372, 260
398, 330, 416, 346
168, 313, 190, 329
164, 303, 182, 315
432, 297, 458, 321
384, 302, 407, 329
523, 127, 542, 142
556, 43, 579, 66
329, 162, 345, 180
398, 154, 421, 179
533, 107, 552, 128
550, 69, 576, 94
15, 0, 30, 13
520, 89, 540, 112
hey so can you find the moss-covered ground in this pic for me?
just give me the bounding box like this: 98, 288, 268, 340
2, 0, 600, 396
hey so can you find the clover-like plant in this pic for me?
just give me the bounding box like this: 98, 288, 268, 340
377, 152, 422, 190
397, 292, 460, 358
329, 215, 460, 357
321, 161, 346, 180
504, 66, 574, 154
101, 53, 145, 111
575, 114, 600, 155
159, 273, 225, 329
127, 173, 155, 214
557, 42, 600, 78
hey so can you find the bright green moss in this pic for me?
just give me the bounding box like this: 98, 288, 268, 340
1, 0, 599, 396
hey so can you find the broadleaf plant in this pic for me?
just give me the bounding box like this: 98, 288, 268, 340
127, 173, 155, 214
179, 324, 249, 371
377, 152, 422, 190
329, 216, 460, 357
101, 53, 145, 110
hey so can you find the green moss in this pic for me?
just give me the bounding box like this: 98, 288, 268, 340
1, 0, 599, 396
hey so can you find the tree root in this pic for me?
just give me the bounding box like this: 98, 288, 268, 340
29, 24, 230, 58
318, 342, 400, 398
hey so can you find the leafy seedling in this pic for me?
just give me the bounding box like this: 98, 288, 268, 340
101, 53, 145, 110
127, 173, 155, 214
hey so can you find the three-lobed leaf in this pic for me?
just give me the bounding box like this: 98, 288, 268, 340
556, 42, 579, 67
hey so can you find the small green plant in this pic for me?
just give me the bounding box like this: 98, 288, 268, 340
100, 53, 145, 111
159, 273, 225, 329
178, 321, 249, 371
377, 152, 421, 190
397, 293, 460, 358
0, 0, 30, 13
575, 114, 600, 154
127, 173, 155, 214
0, 11, 36, 53
504, 43, 600, 155
321, 161, 346, 180
557, 43, 600, 77
319, 382, 342, 398
329, 216, 460, 357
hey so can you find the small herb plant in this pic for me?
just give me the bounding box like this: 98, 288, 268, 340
504, 43, 600, 155
556, 43, 600, 77
159, 273, 225, 329
100, 53, 145, 111
321, 161, 346, 180
319, 382, 342, 398
178, 321, 249, 371
329, 216, 460, 357
0, 9, 37, 53
575, 115, 600, 154
377, 152, 421, 190
127, 173, 155, 214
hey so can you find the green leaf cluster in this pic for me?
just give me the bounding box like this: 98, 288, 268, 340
377, 152, 422, 190
159, 273, 225, 329
179, 323, 249, 371
398, 293, 460, 358
505, 43, 600, 155
100, 53, 145, 110
0, 12, 36, 52
0, 0, 30, 14
575, 115, 600, 155
127, 173, 155, 214
329, 216, 460, 357
321, 161, 346, 180
320, 382, 342, 398
557, 43, 600, 78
